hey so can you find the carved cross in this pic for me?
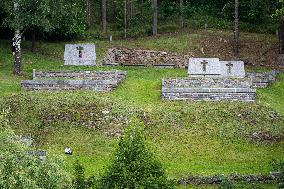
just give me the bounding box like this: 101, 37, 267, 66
226, 62, 234, 74
201, 60, 208, 72
76, 46, 84, 58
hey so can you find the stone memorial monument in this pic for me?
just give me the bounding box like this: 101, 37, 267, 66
188, 58, 246, 78
64, 44, 96, 66
188, 58, 221, 77
219, 61, 246, 78
163, 57, 255, 102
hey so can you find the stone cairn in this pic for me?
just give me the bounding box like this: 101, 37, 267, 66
162, 58, 279, 102
21, 70, 127, 92
102, 47, 190, 68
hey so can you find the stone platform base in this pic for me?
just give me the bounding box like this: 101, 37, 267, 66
162, 78, 256, 102
21, 70, 127, 92
247, 71, 278, 88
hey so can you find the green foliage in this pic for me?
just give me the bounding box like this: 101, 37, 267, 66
271, 160, 284, 188
47, 0, 86, 39
219, 177, 235, 189
0, 109, 72, 189
73, 160, 88, 189
0, 0, 85, 38
1, 0, 53, 31
97, 117, 173, 189
272, 0, 284, 19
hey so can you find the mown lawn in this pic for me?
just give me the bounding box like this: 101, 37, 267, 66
0, 30, 283, 188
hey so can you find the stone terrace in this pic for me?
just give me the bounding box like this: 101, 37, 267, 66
247, 71, 278, 88
162, 78, 256, 102
21, 70, 127, 92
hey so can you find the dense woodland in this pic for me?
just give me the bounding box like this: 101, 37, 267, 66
0, 0, 282, 39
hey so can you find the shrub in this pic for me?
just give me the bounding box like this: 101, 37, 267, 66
73, 160, 87, 189
218, 177, 235, 189
0, 109, 72, 189
97, 117, 173, 189
272, 160, 284, 188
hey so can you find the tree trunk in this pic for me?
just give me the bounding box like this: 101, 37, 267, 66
102, 0, 107, 33
179, 0, 184, 31
111, 0, 116, 21
13, 2, 21, 76
141, 0, 144, 16
124, 0, 127, 38
31, 29, 36, 53
279, 16, 284, 54
152, 0, 158, 36
13, 30, 21, 76
86, 0, 92, 29
233, 0, 239, 56
130, 0, 134, 18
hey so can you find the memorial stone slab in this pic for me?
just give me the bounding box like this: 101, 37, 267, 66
188, 58, 221, 77
219, 61, 246, 78
64, 44, 96, 66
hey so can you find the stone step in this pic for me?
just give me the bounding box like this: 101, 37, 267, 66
21, 80, 119, 92
33, 70, 127, 80
162, 92, 256, 102
162, 78, 253, 88
246, 72, 277, 88
162, 88, 256, 93
162, 78, 256, 102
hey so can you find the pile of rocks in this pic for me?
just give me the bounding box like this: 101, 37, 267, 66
21, 70, 127, 92
102, 47, 190, 68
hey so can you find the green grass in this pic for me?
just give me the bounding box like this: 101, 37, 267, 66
0, 30, 283, 188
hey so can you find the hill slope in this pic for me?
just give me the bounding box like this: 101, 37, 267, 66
0, 30, 283, 182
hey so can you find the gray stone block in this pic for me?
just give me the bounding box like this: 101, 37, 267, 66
219, 61, 246, 78
188, 58, 221, 77
188, 58, 246, 78
64, 44, 96, 66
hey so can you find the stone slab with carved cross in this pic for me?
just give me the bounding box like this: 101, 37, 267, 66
188, 58, 246, 78
64, 44, 96, 66
188, 58, 221, 77
219, 61, 246, 78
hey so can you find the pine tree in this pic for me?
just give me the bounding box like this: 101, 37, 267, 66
98, 118, 172, 189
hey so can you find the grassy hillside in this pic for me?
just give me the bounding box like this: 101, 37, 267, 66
0, 29, 283, 188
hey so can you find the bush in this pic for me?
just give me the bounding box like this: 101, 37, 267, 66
218, 177, 235, 189
272, 160, 284, 188
97, 117, 173, 189
0, 109, 72, 189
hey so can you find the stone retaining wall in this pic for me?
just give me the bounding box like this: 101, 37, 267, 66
33, 70, 127, 82
102, 47, 190, 68
179, 173, 280, 185
22, 70, 127, 92
247, 71, 277, 88
162, 78, 256, 102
